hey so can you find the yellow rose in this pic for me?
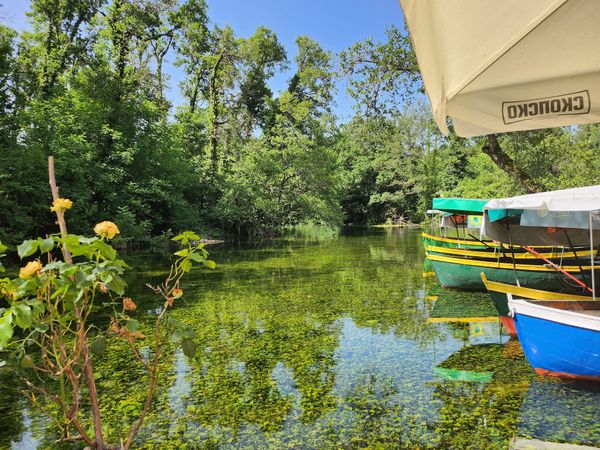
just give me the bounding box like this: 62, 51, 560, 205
19, 260, 43, 279
171, 288, 183, 298
94, 221, 120, 239
50, 198, 73, 212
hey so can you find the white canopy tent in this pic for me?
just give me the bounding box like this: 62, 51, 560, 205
399, 0, 600, 137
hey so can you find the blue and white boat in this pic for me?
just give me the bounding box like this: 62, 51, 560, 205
481, 186, 600, 381
509, 298, 600, 381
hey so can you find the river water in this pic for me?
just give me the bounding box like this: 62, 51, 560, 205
3, 227, 600, 449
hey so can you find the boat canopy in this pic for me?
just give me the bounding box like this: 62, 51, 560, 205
432, 198, 489, 215
482, 185, 600, 245
399, 0, 600, 137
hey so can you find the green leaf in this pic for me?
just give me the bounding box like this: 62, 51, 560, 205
179, 259, 192, 273
0, 314, 13, 350
78, 236, 98, 244
43, 261, 63, 271
59, 263, 77, 276
27, 299, 45, 316
171, 330, 184, 343
0, 242, 7, 254
12, 304, 32, 329
174, 249, 190, 257
189, 252, 205, 263
206, 260, 216, 269
107, 275, 126, 295
126, 319, 139, 333
17, 240, 39, 259
14, 278, 38, 298
90, 336, 107, 356
184, 231, 201, 241
91, 240, 117, 260
181, 338, 197, 358
38, 238, 54, 254
173, 231, 201, 242
34, 323, 49, 333
63, 235, 85, 256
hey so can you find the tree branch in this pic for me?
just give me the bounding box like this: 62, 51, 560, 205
482, 134, 543, 194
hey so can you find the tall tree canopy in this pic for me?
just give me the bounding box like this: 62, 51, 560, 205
1, 2, 598, 244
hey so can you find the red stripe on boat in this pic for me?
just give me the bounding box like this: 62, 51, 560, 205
500, 316, 517, 336
534, 368, 600, 382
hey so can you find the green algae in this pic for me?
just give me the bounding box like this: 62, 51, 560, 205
429, 288, 499, 319
2, 228, 600, 449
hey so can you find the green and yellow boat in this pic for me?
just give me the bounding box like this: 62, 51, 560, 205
423, 198, 566, 252
426, 252, 599, 291
423, 198, 490, 249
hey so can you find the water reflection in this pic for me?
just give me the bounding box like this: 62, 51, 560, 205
0, 228, 599, 448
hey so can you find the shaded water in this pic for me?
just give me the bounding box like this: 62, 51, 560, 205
3, 227, 600, 449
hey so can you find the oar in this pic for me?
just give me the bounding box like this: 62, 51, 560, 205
467, 233, 492, 248
466, 232, 509, 260
563, 230, 590, 287
522, 245, 593, 294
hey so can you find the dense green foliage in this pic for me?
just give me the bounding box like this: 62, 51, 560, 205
2, 1, 600, 244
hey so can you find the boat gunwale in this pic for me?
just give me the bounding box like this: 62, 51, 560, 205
427, 244, 596, 260
480, 273, 591, 301
510, 299, 600, 332
426, 252, 596, 272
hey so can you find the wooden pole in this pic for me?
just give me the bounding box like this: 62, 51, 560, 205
48, 156, 106, 449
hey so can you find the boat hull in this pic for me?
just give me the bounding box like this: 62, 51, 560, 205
427, 253, 594, 291
511, 300, 600, 381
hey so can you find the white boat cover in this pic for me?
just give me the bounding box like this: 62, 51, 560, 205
399, 0, 600, 137
485, 185, 600, 212
482, 185, 600, 245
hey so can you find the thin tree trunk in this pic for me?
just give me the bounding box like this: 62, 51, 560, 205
209, 50, 226, 174
482, 134, 542, 194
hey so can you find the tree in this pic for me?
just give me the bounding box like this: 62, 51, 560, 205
20, 0, 104, 98
288, 36, 334, 116
215, 92, 342, 237
340, 25, 420, 117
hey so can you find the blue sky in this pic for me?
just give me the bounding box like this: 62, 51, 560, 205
1, 0, 405, 119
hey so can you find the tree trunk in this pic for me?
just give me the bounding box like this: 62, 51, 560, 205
482, 134, 542, 194
209, 50, 226, 174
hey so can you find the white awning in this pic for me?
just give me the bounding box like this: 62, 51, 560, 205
399, 0, 600, 137
485, 185, 600, 212
481, 185, 600, 245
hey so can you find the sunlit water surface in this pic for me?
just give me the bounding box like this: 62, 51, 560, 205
3, 227, 600, 449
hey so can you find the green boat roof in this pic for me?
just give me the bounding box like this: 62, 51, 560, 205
432, 198, 489, 215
